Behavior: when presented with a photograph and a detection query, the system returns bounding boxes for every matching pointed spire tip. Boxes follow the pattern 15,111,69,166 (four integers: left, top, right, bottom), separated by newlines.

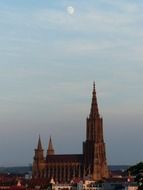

93,81,95,91
37,134,42,150
47,136,55,155
90,81,100,118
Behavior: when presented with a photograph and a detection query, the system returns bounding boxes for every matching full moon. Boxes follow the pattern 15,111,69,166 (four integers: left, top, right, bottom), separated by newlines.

67,6,75,15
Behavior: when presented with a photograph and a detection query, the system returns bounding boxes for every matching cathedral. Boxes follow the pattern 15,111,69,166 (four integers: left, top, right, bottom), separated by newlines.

32,83,109,183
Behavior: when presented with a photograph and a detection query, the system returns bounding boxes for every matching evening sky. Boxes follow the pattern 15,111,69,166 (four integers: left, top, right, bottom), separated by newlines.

0,0,143,166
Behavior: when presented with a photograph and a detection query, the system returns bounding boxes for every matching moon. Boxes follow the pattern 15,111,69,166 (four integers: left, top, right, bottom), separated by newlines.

67,6,75,15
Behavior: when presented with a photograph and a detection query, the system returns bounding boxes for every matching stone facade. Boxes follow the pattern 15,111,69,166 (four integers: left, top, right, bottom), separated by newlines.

32,83,109,183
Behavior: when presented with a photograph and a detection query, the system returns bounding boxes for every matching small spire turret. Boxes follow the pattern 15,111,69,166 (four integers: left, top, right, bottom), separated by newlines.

47,136,55,155
34,135,44,161
37,135,42,150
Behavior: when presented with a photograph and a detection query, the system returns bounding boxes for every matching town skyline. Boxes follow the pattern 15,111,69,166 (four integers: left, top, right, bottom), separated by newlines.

0,0,143,166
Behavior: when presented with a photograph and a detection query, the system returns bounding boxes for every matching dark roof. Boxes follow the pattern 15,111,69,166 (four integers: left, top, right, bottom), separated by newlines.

46,154,83,163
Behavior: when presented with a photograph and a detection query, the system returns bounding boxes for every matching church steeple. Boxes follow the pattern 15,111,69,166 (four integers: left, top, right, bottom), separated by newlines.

32,135,44,178
89,82,100,118
47,136,55,155
83,82,109,181
37,135,42,150
34,135,44,161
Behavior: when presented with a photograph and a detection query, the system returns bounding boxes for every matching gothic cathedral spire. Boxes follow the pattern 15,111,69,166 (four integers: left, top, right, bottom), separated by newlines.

37,135,43,150
34,135,44,161
47,136,55,155
32,135,45,178
83,82,109,181
89,82,100,119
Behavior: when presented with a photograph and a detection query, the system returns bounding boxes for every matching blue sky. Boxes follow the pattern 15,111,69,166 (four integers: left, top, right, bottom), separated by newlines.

0,0,143,166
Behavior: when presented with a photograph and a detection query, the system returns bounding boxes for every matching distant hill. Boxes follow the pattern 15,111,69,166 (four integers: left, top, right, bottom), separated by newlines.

109,165,130,171
0,166,32,174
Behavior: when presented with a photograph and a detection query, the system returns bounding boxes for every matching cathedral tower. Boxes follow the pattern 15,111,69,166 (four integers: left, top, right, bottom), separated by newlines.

83,82,109,181
32,135,45,178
